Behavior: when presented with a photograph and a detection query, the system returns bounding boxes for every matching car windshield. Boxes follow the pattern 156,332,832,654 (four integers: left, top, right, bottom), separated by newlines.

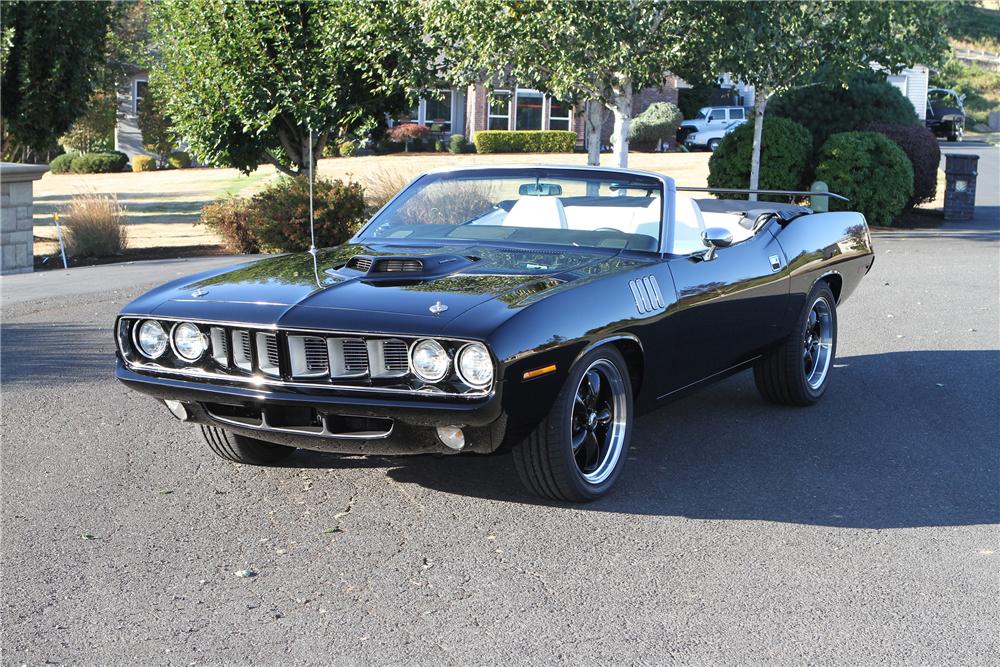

695,108,709,120
358,168,663,252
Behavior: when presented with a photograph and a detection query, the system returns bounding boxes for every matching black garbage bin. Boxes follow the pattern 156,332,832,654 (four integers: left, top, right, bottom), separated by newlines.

943,153,979,221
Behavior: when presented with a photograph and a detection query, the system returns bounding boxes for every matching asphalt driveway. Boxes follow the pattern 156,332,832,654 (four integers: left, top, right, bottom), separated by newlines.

2,145,998,665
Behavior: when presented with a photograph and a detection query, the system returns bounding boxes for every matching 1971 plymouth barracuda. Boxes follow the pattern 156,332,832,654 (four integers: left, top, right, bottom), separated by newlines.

116,165,874,502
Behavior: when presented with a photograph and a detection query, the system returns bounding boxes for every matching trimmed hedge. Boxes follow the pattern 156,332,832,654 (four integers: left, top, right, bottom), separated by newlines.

50,153,79,174
168,151,192,169
474,130,576,154
132,155,157,172
865,122,940,207
448,133,467,154
814,131,913,227
70,151,128,174
629,102,683,151
247,176,367,252
201,197,258,254
769,75,919,150
707,116,812,200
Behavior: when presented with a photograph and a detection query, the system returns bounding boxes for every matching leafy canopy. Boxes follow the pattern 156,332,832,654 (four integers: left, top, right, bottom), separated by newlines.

149,0,435,175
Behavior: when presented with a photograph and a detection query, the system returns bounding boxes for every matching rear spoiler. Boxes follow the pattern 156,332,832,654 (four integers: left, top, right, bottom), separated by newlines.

676,186,849,202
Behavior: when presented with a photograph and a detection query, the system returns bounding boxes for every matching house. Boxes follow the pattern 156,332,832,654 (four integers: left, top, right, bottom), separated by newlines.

886,65,930,120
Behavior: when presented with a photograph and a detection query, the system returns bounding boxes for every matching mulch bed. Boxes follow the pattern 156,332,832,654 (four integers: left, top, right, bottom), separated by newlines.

871,207,945,231
33,244,231,272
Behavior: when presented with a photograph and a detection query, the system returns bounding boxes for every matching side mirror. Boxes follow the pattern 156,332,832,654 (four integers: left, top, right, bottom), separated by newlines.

701,227,733,261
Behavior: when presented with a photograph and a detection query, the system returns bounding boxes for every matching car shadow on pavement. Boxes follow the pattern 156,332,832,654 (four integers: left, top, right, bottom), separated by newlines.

1,323,112,385
290,349,999,529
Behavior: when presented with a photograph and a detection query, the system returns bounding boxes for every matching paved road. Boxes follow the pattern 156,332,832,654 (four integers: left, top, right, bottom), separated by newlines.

3,146,998,665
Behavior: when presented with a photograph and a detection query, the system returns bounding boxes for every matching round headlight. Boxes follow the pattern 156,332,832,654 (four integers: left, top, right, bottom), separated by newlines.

136,320,168,359
172,322,208,361
410,339,450,382
457,343,493,388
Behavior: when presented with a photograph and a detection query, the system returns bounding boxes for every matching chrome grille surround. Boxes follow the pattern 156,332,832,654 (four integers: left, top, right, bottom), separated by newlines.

116,316,493,399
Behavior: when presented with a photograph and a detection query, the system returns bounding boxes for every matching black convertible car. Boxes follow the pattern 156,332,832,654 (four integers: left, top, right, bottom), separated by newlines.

116,165,874,501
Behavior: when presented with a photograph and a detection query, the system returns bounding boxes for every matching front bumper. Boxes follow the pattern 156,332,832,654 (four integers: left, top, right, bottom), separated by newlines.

117,360,507,455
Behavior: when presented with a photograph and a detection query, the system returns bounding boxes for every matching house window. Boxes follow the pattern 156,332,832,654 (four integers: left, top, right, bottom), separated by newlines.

515,89,544,130
488,91,511,130
424,91,452,133
134,79,148,114
548,98,572,131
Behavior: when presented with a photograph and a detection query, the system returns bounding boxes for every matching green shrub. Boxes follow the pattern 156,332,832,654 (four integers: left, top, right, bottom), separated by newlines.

865,122,940,207
448,134,467,154
63,192,128,258
201,197,258,254
769,74,919,150
814,131,913,227
629,102,683,150
70,151,128,174
248,176,367,252
59,92,116,154
337,139,358,157
434,139,446,152
50,153,79,174
474,130,577,153
132,155,157,172
167,151,192,169
707,116,812,200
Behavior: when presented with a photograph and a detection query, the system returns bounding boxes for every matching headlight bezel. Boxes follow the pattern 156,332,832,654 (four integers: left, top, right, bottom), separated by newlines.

409,338,451,383
134,319,169,360
170,321,208,362
455,342,494,389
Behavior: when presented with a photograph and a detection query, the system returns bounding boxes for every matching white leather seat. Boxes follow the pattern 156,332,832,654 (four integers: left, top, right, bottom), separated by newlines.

502,196,568,229
671,194,706,254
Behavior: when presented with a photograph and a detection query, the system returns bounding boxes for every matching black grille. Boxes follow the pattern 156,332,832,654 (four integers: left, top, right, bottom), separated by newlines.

303,337,328,372
382,339,409,372
346,256,373,272
342,338,368,372
264,334,279,367
376,259,423,273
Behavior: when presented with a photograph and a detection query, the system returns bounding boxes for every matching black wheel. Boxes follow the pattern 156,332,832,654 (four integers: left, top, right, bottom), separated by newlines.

199,424,296,465
708,138,721,152
754,282,837,406
512,346,633,502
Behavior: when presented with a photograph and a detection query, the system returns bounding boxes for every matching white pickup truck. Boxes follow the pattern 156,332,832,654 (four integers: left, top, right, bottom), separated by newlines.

677,106,749,143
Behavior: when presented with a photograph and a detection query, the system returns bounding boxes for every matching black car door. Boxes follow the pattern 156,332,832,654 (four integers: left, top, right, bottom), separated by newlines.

659,224,789,395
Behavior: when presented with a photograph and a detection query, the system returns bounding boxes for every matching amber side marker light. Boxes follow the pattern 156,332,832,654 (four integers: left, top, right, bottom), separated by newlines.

523,364,557,380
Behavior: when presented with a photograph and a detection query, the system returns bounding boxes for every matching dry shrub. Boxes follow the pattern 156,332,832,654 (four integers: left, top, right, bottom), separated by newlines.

395,179,497,226
62,192,128,258
201,196,258,254
365,169,412,211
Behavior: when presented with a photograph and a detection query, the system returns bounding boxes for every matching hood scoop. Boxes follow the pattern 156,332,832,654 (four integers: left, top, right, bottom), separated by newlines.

330,253,478,282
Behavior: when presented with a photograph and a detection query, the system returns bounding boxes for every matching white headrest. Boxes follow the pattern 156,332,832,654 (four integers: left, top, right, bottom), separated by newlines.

503,196,568,229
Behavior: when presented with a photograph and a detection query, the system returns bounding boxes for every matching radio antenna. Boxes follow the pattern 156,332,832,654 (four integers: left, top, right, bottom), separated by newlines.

308,126,316,256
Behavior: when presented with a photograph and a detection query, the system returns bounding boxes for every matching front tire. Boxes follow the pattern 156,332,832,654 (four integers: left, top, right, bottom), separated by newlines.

708,138,721,152
754,282,838,406
199,424,296,465
512,346,633,502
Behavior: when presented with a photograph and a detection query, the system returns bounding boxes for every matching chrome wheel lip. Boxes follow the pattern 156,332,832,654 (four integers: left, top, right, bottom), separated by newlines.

803,296,834,390
571,358,628,485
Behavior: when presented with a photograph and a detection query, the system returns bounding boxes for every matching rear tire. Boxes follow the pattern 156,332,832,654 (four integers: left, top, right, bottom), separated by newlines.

199,424,296,465
512,346,633,502
754,282,837,406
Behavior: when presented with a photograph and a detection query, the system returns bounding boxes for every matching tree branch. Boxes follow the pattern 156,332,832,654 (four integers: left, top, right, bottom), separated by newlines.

263,149,300,177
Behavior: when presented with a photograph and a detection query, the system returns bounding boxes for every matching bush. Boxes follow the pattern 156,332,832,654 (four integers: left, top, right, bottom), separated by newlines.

248,176,367,252
337,139,358,157
474,130,577,153
629,102,683,150
434,139,446,152
201,197,258,254
364,169,411,211
59,92,116,154
769,74,919,149
167,151,192,169
70,151,129,174
865,122,940,207
62,192,128,258
707,117,812,200
814,131,913,227
132,155,157,172
387,123,431,151
50,153,79,174
448,134,467,154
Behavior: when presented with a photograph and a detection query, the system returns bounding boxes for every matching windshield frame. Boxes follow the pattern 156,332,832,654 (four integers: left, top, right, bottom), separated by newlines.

352,164,674,254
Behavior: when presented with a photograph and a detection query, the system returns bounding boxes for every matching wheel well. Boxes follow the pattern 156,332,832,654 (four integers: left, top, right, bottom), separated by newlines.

611,339,644,399
821,274,843,303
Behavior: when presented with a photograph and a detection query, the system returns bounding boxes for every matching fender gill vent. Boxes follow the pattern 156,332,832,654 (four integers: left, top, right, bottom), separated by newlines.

629,275,664,314
346,256,373,272
376,259,423,272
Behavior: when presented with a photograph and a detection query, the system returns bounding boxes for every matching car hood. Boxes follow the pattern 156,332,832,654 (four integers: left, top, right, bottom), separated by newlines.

129,242,651,332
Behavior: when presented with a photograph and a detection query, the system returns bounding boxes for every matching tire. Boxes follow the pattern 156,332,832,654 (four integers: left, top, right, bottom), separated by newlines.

512,346,633,502
754,282,838,406
199,424,296,465
708,138,721,152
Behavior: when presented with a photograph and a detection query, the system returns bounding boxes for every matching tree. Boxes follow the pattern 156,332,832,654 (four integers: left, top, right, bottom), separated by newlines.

0,2,112,161
137,89,173,166
149,0,435,178
427,0,711,167
701,1,951,200
59,91,117,154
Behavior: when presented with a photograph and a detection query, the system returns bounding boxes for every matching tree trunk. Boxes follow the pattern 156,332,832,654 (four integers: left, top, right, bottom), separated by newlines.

609,77,633,169
584,101,604,166
748,91,769,202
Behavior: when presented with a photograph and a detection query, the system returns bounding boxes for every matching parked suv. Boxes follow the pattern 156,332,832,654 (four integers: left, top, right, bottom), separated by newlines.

678,106,748,143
